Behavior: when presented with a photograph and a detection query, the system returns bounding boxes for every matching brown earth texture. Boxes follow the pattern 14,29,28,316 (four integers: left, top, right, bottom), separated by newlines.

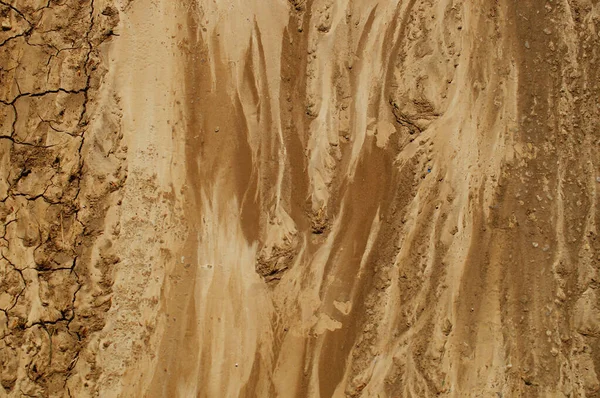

1,0,600,397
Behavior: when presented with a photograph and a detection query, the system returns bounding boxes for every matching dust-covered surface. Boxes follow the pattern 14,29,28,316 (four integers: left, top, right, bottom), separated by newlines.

2,0,600,397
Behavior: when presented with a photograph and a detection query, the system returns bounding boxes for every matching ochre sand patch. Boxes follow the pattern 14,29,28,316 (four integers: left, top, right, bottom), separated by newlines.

1,0,600,397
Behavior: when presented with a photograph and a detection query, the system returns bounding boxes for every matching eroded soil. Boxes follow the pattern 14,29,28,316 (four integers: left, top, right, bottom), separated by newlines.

1,0,600,397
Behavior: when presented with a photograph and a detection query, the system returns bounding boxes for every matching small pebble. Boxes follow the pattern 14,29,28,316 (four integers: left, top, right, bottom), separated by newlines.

214,126,220,133
596,176,600,183
525,41,530,49
532,242,539,248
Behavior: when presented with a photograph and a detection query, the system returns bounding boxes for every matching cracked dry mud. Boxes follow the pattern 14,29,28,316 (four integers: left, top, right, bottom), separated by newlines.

1,0,600,397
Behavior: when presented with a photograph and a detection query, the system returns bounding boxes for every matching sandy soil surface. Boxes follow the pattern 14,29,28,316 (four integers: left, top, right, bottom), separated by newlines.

1,0,600,397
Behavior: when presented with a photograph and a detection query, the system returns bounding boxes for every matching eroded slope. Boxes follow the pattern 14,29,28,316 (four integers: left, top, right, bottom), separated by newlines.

2,0,600,397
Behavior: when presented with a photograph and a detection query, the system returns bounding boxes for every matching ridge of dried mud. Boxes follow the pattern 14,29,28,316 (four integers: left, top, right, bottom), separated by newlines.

1,0,600,397
0,0,123,396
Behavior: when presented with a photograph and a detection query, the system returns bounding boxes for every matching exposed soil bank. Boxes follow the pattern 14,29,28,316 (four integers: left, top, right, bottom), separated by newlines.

1,0,599,397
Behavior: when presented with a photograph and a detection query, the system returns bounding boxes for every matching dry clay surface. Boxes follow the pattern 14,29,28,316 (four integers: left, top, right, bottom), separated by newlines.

1,0,600,397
